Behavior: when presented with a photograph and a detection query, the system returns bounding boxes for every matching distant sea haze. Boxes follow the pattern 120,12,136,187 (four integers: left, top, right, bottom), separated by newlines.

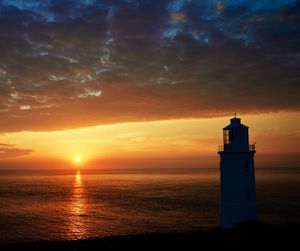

0,168,299,244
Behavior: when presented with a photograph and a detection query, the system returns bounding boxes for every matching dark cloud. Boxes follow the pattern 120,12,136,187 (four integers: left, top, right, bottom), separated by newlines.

0,0,300,132
0,143,33,159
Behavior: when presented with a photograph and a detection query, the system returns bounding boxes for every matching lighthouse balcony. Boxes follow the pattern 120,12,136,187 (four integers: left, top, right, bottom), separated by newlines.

218,144,256,153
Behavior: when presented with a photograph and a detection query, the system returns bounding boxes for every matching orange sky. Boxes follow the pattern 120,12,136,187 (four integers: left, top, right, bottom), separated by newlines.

0,112,299,169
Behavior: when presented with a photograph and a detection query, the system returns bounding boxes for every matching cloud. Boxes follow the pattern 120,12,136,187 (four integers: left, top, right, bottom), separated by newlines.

0,0,299,132
0,143,14,147
0,144,33,159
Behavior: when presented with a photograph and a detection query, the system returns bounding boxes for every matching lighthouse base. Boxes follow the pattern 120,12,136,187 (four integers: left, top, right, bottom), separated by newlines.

221,204,256,228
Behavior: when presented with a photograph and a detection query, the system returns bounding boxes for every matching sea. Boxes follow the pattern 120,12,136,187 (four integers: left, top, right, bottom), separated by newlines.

0,168,299,244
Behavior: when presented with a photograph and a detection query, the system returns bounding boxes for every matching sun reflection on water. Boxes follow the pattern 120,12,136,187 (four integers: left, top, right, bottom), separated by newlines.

68,170,87,239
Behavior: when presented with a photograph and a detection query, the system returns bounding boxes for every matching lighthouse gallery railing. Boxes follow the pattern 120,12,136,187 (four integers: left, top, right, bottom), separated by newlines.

218,144,255,152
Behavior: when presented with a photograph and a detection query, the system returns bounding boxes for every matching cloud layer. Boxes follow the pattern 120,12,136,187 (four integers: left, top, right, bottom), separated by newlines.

0,0,300,132
0,143,33,159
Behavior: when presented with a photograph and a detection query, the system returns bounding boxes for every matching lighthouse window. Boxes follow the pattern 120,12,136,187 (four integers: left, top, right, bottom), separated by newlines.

245,161,250,175
223,129,234,144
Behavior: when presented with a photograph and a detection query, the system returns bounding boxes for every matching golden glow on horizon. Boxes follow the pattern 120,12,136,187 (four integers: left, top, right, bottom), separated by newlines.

0,112,299,167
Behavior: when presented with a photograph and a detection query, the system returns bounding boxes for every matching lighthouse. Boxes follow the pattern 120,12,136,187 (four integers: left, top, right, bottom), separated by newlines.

218,116,256,228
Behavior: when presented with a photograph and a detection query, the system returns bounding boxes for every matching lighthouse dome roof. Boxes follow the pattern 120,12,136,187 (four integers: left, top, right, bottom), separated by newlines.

223,117,248,129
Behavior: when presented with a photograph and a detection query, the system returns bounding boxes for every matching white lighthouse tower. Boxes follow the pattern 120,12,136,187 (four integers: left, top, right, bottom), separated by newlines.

218,116,256,228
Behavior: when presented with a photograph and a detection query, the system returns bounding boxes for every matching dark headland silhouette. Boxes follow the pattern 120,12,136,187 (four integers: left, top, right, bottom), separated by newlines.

1,221,298,251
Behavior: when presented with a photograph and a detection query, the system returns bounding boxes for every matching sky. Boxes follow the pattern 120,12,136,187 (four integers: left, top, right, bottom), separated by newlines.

0,0,299,168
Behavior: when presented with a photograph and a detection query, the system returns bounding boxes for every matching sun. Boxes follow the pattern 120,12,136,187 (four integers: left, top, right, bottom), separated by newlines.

74,155,82,165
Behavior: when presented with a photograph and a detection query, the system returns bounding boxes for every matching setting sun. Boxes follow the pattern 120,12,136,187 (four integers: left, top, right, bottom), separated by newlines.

75,156,82,165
